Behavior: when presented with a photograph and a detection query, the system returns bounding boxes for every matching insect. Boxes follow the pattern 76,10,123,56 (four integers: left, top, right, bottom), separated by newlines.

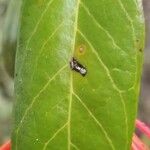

70,57,87,76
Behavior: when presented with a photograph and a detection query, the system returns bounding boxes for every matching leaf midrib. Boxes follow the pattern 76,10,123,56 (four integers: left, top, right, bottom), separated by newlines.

67,0,80,149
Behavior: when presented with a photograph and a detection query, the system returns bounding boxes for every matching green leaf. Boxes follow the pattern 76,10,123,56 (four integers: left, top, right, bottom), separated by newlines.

12,0,145,149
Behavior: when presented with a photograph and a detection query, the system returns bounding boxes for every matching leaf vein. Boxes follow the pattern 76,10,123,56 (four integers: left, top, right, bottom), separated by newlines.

117,0,138,92
73,92,116,150
18,0,56,80
78,29,128,147
28,22,64,84
26,0,55,48
15,64,68,149
43,123,68,150
80,1,128,56
71,142,80,150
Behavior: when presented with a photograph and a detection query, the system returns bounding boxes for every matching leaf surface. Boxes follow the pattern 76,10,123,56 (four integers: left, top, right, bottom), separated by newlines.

12,0,145,150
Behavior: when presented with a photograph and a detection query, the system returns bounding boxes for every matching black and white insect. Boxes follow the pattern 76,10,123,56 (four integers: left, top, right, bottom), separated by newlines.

70,57,87,76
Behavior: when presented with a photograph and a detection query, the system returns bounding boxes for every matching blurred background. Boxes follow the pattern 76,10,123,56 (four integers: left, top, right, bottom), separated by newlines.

0,0,149,146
